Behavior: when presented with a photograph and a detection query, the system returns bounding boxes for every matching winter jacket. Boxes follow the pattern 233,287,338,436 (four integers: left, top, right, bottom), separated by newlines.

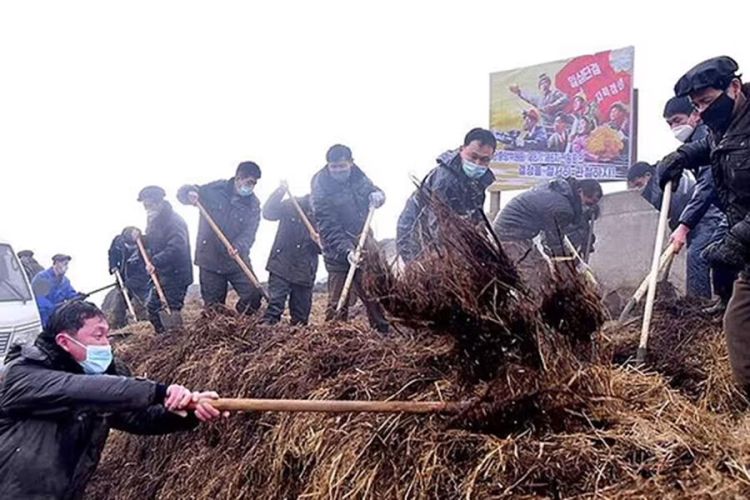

177,179,260,274
143,201,193,287
397,150,495,263
0,337,198,500
263,187,320,287
311,165,383,273
31,268,79,327
640,171,696,231
493,177,583,255
18,255,43,283
108,235,150,294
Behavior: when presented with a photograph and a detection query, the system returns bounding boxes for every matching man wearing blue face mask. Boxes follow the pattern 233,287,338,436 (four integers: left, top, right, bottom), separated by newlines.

396,128,497,264
0,301,226,499
177,161,263,316
657,56,750,395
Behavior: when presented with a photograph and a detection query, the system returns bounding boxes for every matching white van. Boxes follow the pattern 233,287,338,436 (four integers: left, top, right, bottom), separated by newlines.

0,239,43,365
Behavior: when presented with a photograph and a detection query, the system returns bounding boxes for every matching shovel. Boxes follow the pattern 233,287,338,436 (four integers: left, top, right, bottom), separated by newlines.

114,269,137,324
194,200,269,301
635,181,673,365
563,235,598,286
192,397,465,414
618,243,677,323
135,234,173,320
283,183,321,249
336,204,376,315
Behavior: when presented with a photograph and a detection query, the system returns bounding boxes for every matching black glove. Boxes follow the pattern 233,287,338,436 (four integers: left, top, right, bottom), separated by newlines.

657,151,686,191
702,219,750,269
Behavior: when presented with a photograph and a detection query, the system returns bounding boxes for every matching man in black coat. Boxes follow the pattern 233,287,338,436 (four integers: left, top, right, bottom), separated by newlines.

397,128,497,263
0,301,224,499
177,161,263,315
107,226,151,327
311,144,389,333
658,56,750,393
261,181,320,325
137,186,193,333
16,250,43,282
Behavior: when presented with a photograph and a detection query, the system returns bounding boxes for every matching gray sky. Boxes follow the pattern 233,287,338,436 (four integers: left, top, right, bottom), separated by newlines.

1,1,747,298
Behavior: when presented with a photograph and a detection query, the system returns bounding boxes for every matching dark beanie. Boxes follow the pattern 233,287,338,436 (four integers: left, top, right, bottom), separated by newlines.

326,144,353,163
627,161,654,181
663,96,694,119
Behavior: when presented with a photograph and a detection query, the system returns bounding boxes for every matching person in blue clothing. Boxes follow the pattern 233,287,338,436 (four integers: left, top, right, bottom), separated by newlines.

31,254,80,327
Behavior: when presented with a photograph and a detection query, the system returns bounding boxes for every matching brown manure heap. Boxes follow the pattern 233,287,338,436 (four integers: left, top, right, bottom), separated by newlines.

88,199,750,499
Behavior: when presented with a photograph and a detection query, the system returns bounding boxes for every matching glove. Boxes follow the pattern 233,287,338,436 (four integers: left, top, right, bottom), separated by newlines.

657,151,686,191
347,250,360,266
701,234,748,269
369,191,386,209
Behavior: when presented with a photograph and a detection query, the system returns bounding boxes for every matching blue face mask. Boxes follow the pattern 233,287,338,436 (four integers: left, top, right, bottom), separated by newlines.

329,169,351,183
68,337,113,374
462,160,488,179
237,184,254,197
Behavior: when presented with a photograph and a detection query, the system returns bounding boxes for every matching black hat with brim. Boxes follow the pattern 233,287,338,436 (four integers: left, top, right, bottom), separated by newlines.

674,56,739,97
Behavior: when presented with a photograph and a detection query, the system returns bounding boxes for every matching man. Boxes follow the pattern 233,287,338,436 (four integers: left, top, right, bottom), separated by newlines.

31,254,79,328
608,102,630,136
261,181,320,325
137,186,193,333
108,226,151,327
658,56,750,393
627,160,722,299
0,301,225,499
177,162,263,315
16,250,43,282
510,73,570,130
493,177,602,256
397,128,497,263
547,114,573,152
311,144,389,333
662,96,737,309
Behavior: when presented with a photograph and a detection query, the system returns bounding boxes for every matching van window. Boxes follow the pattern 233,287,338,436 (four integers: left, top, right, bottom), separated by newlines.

0,245,33,302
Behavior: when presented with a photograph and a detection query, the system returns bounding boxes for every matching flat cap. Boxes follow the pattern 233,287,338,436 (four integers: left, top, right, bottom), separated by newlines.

137,185,166,202
51,254,72,263
674,56,739,97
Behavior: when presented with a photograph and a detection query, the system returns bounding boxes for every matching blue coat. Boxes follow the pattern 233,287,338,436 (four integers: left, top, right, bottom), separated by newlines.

31,268,79,327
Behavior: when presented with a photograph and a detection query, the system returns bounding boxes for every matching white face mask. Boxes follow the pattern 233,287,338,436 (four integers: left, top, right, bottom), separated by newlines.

671,124,694,143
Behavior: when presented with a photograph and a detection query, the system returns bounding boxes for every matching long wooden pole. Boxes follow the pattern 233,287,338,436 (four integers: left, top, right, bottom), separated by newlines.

562,235,598,286
196,398,462,414
636,181,673,364
284,185,321,248
135,235,172,315
195,200,268,300
618,243,676,323
336,205,376,314
114,270,137,322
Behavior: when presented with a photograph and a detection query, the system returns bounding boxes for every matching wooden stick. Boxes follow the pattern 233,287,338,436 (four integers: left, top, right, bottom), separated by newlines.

284,185,321,248
636,181,673,365
135,235,172,315
114,269,137,322
618,243,676,323
196,397,463,414
563,235,598,286
195,200,269,300
336,205,376,314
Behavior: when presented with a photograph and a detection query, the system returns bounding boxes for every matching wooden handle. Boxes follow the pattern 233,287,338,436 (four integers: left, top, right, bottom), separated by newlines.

284,186,321,249
336,205,376,313
195,398,461,414
636,181,673,364
135,235,172,315
618,243,677,323
114,270,137,321
195,201,268,300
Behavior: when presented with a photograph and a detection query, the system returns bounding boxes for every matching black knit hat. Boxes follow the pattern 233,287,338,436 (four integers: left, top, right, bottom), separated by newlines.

326,144,353,163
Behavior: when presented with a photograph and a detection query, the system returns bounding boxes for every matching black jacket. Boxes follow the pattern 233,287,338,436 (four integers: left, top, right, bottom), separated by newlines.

677,84,750,229
178,179,260,274
311,165,383,272
108,235,150,293
19,255,43,282
143,201,193,287
493,177,583,255
263,187,320,287
0,338,198,500
396,150,495,262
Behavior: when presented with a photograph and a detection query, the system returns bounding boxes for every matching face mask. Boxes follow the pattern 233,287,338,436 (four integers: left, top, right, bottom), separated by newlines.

329,169,351,183
671,124,694,143
237,184,254,197
700,92,735,137
68,336,113,374
462,160,488,179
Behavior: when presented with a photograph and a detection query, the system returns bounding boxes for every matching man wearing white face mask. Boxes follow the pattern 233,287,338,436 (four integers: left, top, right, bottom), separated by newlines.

661,96,737,310
397,128,497,263
0,301,227,499
177,161,264,316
